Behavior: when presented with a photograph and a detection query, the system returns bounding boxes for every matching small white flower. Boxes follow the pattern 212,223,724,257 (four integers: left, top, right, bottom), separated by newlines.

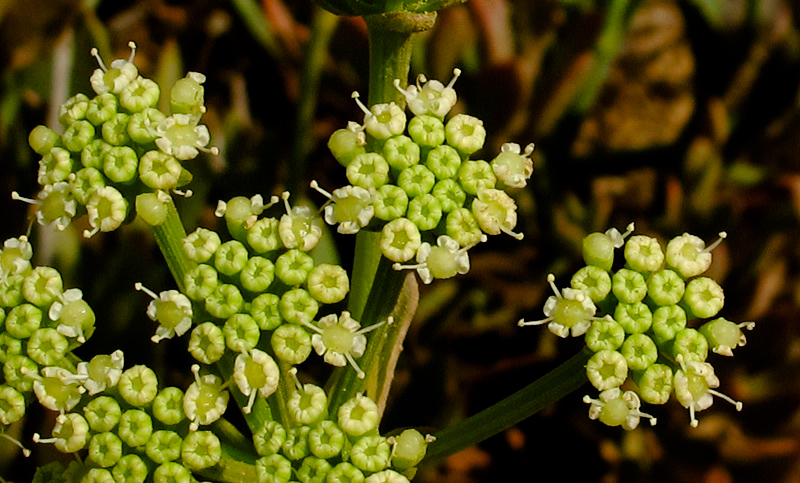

0,236,33,278
156,114,214,160
32,367,85,414
491,142,535,189
279,191,323,251
303,312,388,379
393,235,480,284
471,188,524,240
583,388,656,431
75,350,124,395
184,365,230,431
233,349,280,414
89,42,139,95
673,355,742,427
394,69,461,118
50,288,91,343
311,181,374,234
135,283,193,343
518,274,596,337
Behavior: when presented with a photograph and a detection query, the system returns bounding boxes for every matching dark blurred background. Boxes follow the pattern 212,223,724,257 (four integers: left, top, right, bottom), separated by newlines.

2,0,800,481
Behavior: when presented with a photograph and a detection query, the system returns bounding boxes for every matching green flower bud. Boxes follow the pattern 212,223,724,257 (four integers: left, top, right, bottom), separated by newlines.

351,435,391,473
287,378,328,426
490,143,534,189
445,114,485,156
240,256,275,293
205,283,244,319
145,430,182,464
217,195,266,242
188,322,226,364
431,178,466,214
584,316,625,352
471,188,523,240
586,349,628,391
4,354,38,392
373,184,409,221
328,122,367,167
297,456,332,483
327,463,365,483
407,114,445,148
389,429,430,472
307,263,349,304
135,192,169,226
112,454,148,483
58,93,90,126
0,385,26,425
152,462,191,483
181,430,221,470
276,249,315,286
570,265,612,303
28,125,60,155
214,240,250,276
279,288,319,325
635,363,673,405
425,144,462,180
117,409,153,447
279,192,323,251
6,303,42,338
170,72,206,116
445,207,483,247
308,420,346,459
247,217,282,253
254,421,287,457
83,395,121,432
183,264,218,302
27,328,69,366
38,147,73,185
250,293,282,330
624,235,664,272
611,268,647,304
152,386,186,426
382,134,420,172
88,432,123,468
118,365,158,407
224,313,260,353
647,269,685,306
138,151,182,190
86,93,118,126
620,333,658,371
0,332,21,364
102,146,138,183
352,93,406,140
380,218,422,263
127,107,166,144
337,393,379,437
282,426,311,461
699,317,755,357
63,120,96,153
101,113,131,145
406,194,442,231
256,454,292,483
80,139,111,169
70,167,105,205
583,224,634,271
84,186,128,238
33,412,89,453
183,228,222,264
271,324,312,365
363,470,410,483
184,365,229,431
683,277,724,319
614,302,652,334
650,305,687,344
671,327,709,363
457,160,496,196
347,152,390,189
666,232,726,278
23,266,63,307
120,76,160,113
584,388,655,431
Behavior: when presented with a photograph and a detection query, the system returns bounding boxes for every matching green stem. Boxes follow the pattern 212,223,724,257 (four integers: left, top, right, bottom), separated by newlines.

150,196,194,294
423,349,592,463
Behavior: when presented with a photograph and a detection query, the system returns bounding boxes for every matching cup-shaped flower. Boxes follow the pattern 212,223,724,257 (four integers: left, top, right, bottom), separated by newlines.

699,317,755,356
307,263,349,304
583,388,656,430
471,188,523,240
337,393,379,437
408,114,446,148
33,412,89,453
75,350,124,395
611,268,647,304
135,283,193,343
32,366,85,414
5,303,43,339
38,147,73,186
233,349,280,414
112,454,149,483
256,454,293,483
491,142,534,189
308,420,346,459
614,302,652,334
275,249,315,286
205,283,244,319
27,329,69,366
351,434,392,473
327,462,366,483
519,274,596,338
373,184,409,221
127,107,166,144
570,265,612,303
673,355,742,427
89,42,138,95
287,370,328,426
297,456,333,483
153,462,191,483
635,363,673,405
383,135,421,172
279,191,323,251
214,240,249,277
84,186,128,238
83,395,121,432
312,181,374,234
279,288,319,326
247,217,282,253
152,386,186,426
188,322,226,365
155,114,214,161
304,311,387,378
352,92,406,140
183,227,222,264
184,264,219,302
584,316,625,352
138,151,183,191
650,304,687,344
619,333,658,371
0,236,32,278
394,69,461,118
458,160,496,196
254,420,287,457
70,167,105,205
624,235,664,272
647,269,685,306
118,365,158,407
282,426,311,461
184,365,230,431
683,277,725,319
583,223,635,271
181,430,221,470
671,328,709,363
23,266,63,308
120,76,160,113
393,235,480,284
88,431,123,468
0,385,26,425
271,324,312,365
666,232,726,278
364,469,411,483
347,152,391,190
446,114,485,156
585,349,628,391
380,218,422,263
145,430,183,464
224,314,260,354
432,178,466,214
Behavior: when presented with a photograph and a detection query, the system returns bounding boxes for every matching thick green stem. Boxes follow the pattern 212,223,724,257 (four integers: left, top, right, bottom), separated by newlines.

424,349,592,463
149,196,194,294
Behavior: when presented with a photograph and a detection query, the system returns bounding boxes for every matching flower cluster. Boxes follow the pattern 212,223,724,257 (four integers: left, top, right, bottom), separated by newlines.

519,225,754,429
16,42,215,237
318,70,533,283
